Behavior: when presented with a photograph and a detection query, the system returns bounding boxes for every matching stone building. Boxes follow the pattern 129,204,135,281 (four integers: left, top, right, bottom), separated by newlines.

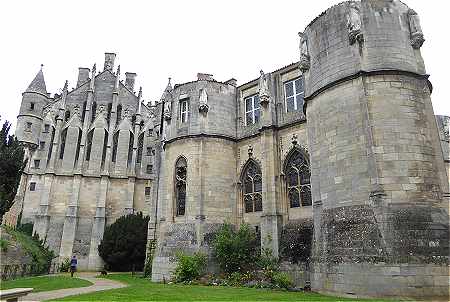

9,0,449,299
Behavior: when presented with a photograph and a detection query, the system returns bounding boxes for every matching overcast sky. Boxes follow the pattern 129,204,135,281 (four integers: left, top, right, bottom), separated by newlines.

1,0,448,131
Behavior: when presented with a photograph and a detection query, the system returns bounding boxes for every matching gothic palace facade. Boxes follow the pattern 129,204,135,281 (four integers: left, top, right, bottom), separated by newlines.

7,0,450,299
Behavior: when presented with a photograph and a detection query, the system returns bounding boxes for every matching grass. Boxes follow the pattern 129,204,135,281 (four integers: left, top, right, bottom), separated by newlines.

0,275,92,293
54,274,391,301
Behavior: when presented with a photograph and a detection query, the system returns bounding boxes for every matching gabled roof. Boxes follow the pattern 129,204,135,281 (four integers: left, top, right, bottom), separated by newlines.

26,66,47,94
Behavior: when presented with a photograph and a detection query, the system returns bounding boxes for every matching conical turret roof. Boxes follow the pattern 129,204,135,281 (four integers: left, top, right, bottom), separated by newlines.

26,65,47,94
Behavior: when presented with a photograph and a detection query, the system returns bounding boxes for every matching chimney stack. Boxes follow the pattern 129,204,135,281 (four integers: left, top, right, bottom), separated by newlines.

197,73,214,81
125,72,137,91
104,52,116,71
77,67,90,87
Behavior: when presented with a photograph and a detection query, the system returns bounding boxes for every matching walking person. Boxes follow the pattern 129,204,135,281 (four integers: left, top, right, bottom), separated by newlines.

70,255,77,277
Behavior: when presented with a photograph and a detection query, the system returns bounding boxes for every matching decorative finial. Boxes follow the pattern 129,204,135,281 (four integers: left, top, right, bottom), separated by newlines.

138,86,142,98
92,63,96,74
63,80,68,92
248,145,253,158
168,77,171,84
116,65,121,76
40,64,44,70
292,133,298,146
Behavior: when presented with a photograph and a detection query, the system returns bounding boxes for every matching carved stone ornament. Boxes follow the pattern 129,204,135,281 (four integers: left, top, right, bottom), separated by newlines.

72,104,81,117
408,9,425,49
163,101,172,121
258,70,270,107
438,116,450,141
96,104,107,118
198,88,209,114
248,145,253,158
298,32,310,72
347,2,364,45
122,105,133,120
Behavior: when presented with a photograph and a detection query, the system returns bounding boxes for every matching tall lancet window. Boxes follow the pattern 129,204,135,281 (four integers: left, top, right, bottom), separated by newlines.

91,101,97,123
175,157,187,216
59,128,68,159
285,149,311,208
112,131,119,162
85,130,94,161
136,133,144,163
116,104,122,126
242,160,262,213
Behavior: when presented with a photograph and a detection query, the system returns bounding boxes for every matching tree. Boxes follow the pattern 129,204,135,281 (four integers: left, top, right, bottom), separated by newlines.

98,212,150,271
0,119,25,224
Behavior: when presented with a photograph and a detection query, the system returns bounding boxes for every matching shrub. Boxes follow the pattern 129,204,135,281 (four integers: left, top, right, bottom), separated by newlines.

212,223,259,274
59,257,71,272
271,271,293,289
257,248,278,281
16,222,33,236
98,212,150,271
0,238,9,252
279,220,313,264
173,252,207,283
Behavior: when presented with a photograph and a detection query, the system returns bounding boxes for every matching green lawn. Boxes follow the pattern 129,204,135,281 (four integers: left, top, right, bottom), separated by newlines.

54,274,390,301
0,275,92,293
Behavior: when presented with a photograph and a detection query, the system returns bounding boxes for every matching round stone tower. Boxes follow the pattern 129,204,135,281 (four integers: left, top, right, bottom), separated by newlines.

302,0,448,299
16,66,50,147
151,75,237,281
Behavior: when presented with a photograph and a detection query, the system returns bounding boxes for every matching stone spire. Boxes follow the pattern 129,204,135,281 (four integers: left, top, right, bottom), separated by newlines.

160,77,172,101
26,64,47,94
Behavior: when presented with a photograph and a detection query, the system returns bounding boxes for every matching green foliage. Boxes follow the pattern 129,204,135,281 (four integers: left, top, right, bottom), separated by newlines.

0,119,26,224
98,212,150,271
212,223,259,274
0,275,92,293
59,257,71,273
173,252,207,283
279,220,313,263
0,238,9,252
16,222,34,236
271,271,293,289
3,226,55,274
257,248,278,281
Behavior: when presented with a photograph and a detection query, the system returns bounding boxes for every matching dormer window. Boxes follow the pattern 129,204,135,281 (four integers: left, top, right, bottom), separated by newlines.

30,102,35,111
179,99,189,123
245,94,260,126
284,77,304,112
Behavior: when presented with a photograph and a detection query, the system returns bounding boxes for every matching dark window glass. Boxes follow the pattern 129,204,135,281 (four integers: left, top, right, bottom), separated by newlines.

146,164,153,174
146,147,152,156
44,124,50,133
145,187,151,196
59,128,67,159
175,157,187,216
285,149,311,208
30,102,35,110
29,182,36,191
64,110,70,122
137,134,144,163
39,141,45,150
241,160,262,213
85,130,94,161
34,160,40,168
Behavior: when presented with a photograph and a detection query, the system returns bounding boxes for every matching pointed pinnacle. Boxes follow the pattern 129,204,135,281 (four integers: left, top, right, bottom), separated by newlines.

116,65,121,76
92,63,97,74
138,86,142,98
63,80,68,92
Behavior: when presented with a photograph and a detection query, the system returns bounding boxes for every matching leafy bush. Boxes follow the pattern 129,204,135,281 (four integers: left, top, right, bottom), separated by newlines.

173,252,207,283
257,248,278,281
271,271,293,289
212,223,259,274
98,212,150,271
279,220,313,263
59,257,71,273
16,222,33,236
0,238,9,252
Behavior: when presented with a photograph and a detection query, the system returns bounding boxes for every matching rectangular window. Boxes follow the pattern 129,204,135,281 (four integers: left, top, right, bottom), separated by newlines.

147,129,153,137
244,95,260,126
179,99,189,123
34,160,40,168
146,147,152,156
29,182,36,191
145,187,151,196
26,122,32,131
30,102,35,111
39,141,45,150
284,77,304,112
146,164,153,174
43,124,50,133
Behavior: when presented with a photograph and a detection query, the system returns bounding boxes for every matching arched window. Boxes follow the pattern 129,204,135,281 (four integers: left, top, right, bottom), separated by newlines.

284,149,311,207
64,110,70,122
59,128,68,159
242,160,262,213
116,104,122,126
175,157,187,216
112,131,119,162
91,101,97,123
127,131,134,167
85,130,94,161
136,133,144,163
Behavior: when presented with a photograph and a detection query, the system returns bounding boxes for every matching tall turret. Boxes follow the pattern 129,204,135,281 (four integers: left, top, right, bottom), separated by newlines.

302,0,448,298
16,65,50,146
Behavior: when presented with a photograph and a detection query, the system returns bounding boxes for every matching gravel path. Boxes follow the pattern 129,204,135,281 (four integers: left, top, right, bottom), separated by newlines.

21,272,126,301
